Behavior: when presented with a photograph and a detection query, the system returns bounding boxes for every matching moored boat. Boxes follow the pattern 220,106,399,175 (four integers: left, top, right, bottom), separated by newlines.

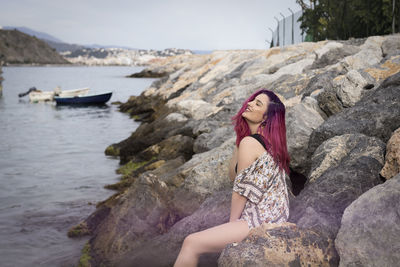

54,91,112,105
28,87,90,102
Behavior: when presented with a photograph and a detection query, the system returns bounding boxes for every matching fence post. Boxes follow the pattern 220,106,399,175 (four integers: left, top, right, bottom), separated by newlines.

280,12,285,47
268,27,275,47
288,8,294,44
274,16,280,46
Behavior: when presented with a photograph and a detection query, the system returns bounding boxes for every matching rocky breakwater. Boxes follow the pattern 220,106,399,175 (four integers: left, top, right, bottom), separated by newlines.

70,34,400,266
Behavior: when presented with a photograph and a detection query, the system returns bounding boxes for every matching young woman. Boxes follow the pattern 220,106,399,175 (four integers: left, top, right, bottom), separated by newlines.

174,89,290,267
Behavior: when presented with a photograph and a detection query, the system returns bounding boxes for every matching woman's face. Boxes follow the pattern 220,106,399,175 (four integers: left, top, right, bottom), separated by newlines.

242,93,269,124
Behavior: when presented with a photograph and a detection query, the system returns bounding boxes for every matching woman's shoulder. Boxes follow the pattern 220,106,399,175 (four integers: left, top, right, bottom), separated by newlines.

239,136,267,158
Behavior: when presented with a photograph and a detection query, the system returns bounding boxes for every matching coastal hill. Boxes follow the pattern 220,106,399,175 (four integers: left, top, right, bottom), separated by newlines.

70,34,400,266
0,29,69,64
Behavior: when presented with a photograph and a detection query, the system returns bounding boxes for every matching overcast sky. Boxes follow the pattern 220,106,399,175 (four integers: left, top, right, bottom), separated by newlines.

0,0,301,50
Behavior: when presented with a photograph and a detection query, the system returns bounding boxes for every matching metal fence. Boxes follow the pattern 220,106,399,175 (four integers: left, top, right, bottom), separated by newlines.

269,10,304,47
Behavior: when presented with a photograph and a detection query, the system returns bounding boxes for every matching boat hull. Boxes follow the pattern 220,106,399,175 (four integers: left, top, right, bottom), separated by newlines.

54,92,112,105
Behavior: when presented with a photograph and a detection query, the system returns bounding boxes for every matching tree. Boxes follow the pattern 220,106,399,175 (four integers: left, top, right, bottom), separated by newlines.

296,0,400,41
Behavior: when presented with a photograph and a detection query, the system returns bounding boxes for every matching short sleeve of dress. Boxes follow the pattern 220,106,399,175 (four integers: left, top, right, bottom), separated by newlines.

233,155,267,204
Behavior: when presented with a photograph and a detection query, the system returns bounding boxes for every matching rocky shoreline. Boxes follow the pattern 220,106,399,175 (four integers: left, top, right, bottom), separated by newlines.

71,34,400,266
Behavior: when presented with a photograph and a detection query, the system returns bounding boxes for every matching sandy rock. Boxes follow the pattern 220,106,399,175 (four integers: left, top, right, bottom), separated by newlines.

335,174,400,267
380,127,400,179
333,69,373,107
364,55,400,82
343,36,384,70
290,133,385,238
218,222,339,267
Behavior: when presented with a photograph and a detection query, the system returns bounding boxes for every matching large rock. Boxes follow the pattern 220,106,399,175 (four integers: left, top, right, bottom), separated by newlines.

335,174,400,267
380,127,400,179
218,222,339,267
332,69,375,107
342,36,384,70
170,138,235,216
309,134,385,184
308,71,400,156
117,189,231,267
286,97,326,175
310,42,360,69
289,133,385,238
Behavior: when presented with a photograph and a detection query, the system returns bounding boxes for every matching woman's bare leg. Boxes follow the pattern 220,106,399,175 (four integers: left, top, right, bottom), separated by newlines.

174,220,250,267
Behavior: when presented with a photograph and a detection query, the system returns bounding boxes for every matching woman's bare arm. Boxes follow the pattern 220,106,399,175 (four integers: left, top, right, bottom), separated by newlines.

229,136,266,221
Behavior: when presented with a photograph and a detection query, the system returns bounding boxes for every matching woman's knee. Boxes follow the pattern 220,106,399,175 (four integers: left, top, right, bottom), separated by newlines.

181,233,201,254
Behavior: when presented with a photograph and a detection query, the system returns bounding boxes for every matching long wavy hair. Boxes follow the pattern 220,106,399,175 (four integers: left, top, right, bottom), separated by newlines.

232,89,290,174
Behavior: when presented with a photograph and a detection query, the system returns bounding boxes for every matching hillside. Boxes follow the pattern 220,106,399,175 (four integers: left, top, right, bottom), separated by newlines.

0,29,69,64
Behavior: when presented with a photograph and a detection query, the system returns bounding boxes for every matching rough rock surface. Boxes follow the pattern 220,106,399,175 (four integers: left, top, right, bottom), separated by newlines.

72,35,400,266
286,97,326,175
308,71,400,157
219,222,339,267
380,127,400,179
335,174,400,267
289,133,385,238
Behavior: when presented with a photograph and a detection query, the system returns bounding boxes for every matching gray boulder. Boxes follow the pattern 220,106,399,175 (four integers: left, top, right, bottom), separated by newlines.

335,174,400,267
286,97,326,175
308,71,400,156
289,133,385,238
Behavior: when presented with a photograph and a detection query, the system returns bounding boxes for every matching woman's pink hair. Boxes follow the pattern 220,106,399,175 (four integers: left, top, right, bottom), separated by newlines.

232,89,290,174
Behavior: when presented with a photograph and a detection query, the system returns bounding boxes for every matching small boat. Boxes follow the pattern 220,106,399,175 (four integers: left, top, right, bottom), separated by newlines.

54,91,112,105
27,87,90,102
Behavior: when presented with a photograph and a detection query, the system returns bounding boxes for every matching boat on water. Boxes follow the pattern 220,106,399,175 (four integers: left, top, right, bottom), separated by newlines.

27,87,90,102
54,91,112,105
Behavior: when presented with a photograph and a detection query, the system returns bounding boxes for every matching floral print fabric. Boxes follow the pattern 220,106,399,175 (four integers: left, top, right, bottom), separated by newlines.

233,151,290,229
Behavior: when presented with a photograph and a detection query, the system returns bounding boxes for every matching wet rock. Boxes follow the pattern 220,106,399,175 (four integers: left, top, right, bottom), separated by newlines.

139,134,194,161
286,97,326,175
127,69,168,78
218,222,339,267
335,174,400,267
380,127,400,179
308,71,400,156
290,133,385,238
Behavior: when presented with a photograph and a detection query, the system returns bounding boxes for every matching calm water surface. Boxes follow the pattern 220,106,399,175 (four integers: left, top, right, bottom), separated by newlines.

0,66,155,266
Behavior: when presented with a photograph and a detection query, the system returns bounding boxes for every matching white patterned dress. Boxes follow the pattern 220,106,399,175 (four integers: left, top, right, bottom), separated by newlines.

233,151,290,229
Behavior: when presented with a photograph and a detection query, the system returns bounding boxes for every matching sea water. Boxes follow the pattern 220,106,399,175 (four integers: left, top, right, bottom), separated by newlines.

0,66,155,266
